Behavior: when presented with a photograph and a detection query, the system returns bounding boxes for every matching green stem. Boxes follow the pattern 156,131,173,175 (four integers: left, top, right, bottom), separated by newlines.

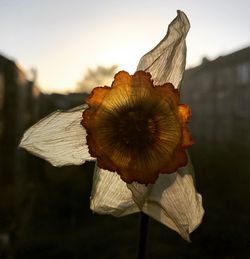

137,212,149,259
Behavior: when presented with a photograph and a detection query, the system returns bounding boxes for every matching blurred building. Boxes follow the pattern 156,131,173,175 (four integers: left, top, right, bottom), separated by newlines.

0,54,90,257
39,92,88,117
182,46,250,152
181,47,250,258
0,54,40,183
0,55,41,257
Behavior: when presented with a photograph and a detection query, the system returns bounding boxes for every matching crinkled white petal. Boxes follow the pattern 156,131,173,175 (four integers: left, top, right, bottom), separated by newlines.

91,10,204,240
127,157,204,241
19,105,94,166
127,10,204,240
90,166,139,217
137,10,190,89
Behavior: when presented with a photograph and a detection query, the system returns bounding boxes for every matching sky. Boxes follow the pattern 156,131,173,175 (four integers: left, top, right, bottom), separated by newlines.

1,0,250,93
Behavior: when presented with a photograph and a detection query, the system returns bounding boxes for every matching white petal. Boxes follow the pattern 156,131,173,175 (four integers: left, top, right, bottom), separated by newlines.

19,105,94,166
137,10,190,89
90,11,204,232
130,11,204,240
128,158,204,241
90,165,139,216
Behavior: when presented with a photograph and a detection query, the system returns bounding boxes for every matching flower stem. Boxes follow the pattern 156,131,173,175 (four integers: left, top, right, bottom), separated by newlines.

137,212,149,259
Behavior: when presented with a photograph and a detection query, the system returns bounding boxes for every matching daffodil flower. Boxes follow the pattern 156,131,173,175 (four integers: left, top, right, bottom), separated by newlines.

20,11,204,241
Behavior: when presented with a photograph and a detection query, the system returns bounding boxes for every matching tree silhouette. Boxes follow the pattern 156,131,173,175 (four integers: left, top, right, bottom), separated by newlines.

76,65,118,93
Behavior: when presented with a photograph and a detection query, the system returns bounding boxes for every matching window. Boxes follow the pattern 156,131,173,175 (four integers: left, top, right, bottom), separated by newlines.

236,62,250,84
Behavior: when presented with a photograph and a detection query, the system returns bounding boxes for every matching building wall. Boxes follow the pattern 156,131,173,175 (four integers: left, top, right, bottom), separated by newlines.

0,54,89,244
182,47,250,152
0,55,40,236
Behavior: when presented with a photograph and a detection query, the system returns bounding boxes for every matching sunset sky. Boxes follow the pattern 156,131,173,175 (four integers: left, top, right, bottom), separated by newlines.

1,0,250,93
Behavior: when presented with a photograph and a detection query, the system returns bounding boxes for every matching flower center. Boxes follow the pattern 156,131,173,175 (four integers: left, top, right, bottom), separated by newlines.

117,109,157,149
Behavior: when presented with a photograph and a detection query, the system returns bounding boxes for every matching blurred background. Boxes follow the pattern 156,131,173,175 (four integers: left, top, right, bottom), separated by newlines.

0,0,250,258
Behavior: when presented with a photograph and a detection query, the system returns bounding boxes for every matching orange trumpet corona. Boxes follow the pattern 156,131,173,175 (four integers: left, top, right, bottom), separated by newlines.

82,71,193,184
